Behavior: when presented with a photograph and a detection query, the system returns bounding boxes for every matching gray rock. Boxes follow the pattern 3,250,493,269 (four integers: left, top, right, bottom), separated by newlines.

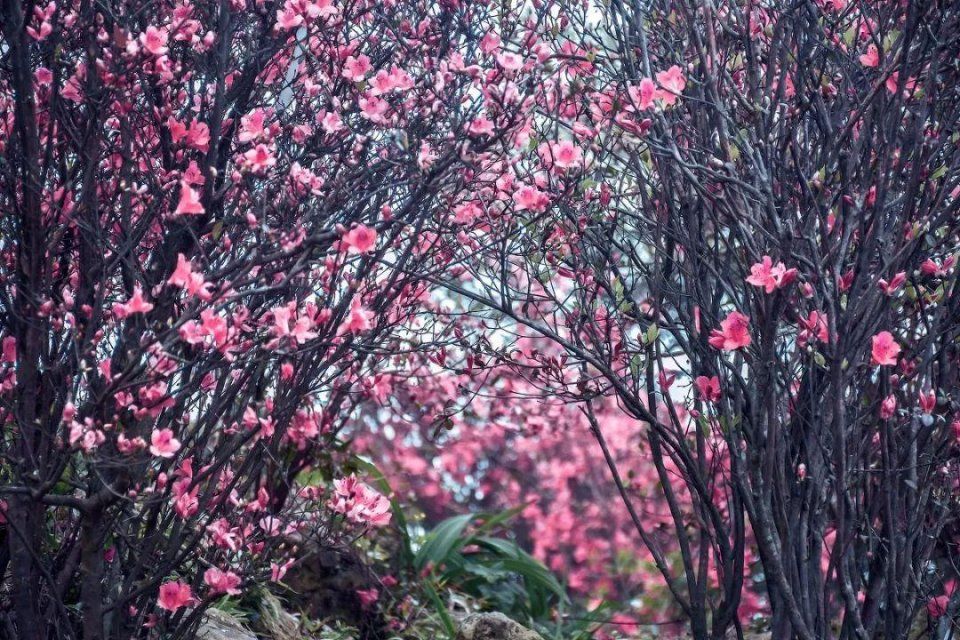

197,608,257,640
456,612,542,640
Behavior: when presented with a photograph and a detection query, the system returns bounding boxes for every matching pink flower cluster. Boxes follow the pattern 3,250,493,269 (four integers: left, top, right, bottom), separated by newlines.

327,476,392,527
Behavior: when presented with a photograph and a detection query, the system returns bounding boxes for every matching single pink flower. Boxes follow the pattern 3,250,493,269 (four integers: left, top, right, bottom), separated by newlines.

877,272,906,296
514,184,549,213
140,26,169,56
241,144,276,173
157,580,194,613
341,225,377,254
343,54,372,81
358,95,390,124
655,65,686,105
204,568,242,596
341,298,374,334
708,311,752,351
859,44,880,68
356,587,379,609
870,331,900,366
918,390,936,415
186,121,210,153
238,109,268,143
745,256,797,293
149,429,181,458
174,181,204,216
495,52,524,72
543,140,583,170
2,336,15,362
628,78,657,110
468,117,495,136
113,286,154,318
695,376,721,403
798,311,829,346
880,394,897,419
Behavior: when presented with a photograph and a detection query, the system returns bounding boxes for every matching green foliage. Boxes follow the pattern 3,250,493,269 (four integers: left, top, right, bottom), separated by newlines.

414,509,568,627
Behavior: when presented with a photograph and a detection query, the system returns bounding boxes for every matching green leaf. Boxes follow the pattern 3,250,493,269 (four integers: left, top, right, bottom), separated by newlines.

415,513,475,571
474,536,568,606
612,278,624,305
473,504,524,534
423,581,457,640
474,536,523,558
645,323,659,344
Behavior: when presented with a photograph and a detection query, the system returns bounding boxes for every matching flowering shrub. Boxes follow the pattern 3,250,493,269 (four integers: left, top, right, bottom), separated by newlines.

365,0,960,637
0,0,575,636
396,0,960,640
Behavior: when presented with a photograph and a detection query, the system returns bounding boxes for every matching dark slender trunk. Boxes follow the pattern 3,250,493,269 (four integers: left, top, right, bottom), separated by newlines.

7,497,44,640
80,510,106,640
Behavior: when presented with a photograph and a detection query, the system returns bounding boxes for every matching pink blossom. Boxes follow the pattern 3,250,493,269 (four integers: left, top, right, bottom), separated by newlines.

157,580,194,612
452,201,483,225
271,560,294,582
341,225,377,254
542,140,583,170
745,256,797,293
319,110,344,134
514,184,550,213
927,595,949,618
356,587,379,608
885,72,916,95
797,312,828,348
708,311,752,351
173,490,199,519
328,476,391,527
341,298,374,334
480,32,501,55
859,44,880,68
186,121,210,152
239,109,268,143
174,182,204,216
877,272,906,296
870,331,900,366
3,336,17,363
203,568,242,596
276,3,303,30
695,376,721,403
140,26,169,56
206,519,241,552
168,254,212,300
920,257,954,277
880,394,897,419
918,390,936,415
418,141,437,170
113,286,154,318
241,144,276,173
117,434,146,454
628,78,656,110
655,65,686,105
495,52,524,72
468,117,495,136
149,429,181,458
359,95,390,124
343,55,372,81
